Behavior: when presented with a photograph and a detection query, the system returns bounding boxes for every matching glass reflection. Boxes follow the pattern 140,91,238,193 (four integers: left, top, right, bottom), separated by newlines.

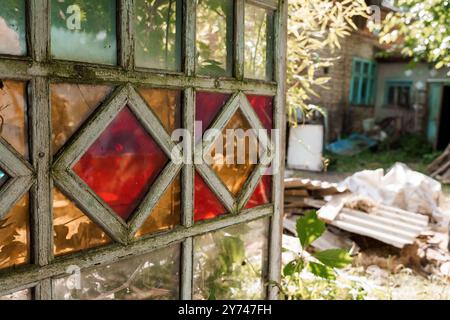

51,0,117,65
0,194,29,270
135,0,181,71
196,0,233,77
53,188,111,256
0,80,29,159
193,218,269,300
0,0,27,56
0,169,8,188
51,83,113,154
53,244,181,300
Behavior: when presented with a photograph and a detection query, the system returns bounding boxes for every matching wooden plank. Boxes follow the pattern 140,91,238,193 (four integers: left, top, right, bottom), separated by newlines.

119,0,134,70
184,0,196,76
180,238,193,300
235,0,245,80
248,0,279,10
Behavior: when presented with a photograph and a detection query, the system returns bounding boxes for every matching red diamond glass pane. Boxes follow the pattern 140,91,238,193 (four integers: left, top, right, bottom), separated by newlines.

194,172,226,222
245,174,272,209
73,107,168,221
195,91,231,143
246,94,273,130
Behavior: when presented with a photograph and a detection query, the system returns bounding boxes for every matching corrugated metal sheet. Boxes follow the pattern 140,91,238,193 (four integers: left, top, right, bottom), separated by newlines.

306,199,429,248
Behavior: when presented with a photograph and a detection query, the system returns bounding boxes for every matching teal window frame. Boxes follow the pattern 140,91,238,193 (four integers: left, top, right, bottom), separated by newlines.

349,58,377,105
384,80,413,108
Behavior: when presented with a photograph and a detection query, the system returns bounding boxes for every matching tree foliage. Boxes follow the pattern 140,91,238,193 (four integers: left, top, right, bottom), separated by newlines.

377,0,450,74
287,0,369,125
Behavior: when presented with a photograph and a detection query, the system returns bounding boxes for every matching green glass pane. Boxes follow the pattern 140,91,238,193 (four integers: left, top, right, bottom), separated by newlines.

196,0,234,77
0,0,27,56
135,0,181,71
51,0,117,65
244,4,274,80
52,244,180,300
193,218,269,300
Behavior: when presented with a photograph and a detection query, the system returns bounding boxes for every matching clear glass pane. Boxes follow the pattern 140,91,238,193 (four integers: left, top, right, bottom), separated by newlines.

135,0,181,71
136,175,181,237
0,194,29,270
51,83,113,154
196,0,234,77
53,188,111,257
0,80,29,159
0,0,27,56
0,288,32,300
244,4,274,80
53,244,181,300
193,218,269,299
73,107,169,221
51,0,117,65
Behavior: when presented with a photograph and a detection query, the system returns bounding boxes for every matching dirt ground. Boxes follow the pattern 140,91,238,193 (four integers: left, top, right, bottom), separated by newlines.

285,168,450,300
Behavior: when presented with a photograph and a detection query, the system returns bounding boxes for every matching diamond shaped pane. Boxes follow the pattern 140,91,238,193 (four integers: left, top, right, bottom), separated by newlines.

209,109,258,197
194,172,226,222
73,107,168,221
0,169,8,189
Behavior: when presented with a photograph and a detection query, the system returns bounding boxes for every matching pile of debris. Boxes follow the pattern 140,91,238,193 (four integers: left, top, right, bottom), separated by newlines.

284,163,450,277
429,144,450,184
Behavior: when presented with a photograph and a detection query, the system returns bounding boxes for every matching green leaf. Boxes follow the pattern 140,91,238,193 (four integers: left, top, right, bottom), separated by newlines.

313,249,353,269
308,262,336,280
296,210,326,248
283,260,304,276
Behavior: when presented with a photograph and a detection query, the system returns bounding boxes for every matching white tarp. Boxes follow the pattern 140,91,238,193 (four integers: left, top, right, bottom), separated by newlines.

339,163,450,227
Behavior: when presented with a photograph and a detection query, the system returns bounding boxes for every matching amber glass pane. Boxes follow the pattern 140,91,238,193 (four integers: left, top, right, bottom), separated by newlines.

135,0,181,71
210,110,257,196
193,218,269,300
53,188,111,256
0,194,29,270
0,288,31,300
0,0,26,56
196,0,234,77
195,91,231,143
194,172,227,222
51,83,113,154
138,88,181,133
73,107,169,221
50,0,117,65
53,244,180,300
0,80,28,159
136,175,181,238
244,4,274,80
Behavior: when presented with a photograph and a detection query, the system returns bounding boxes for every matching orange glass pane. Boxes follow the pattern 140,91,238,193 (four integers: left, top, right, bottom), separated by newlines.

194,172,227,222
136,175,181,238
210,110,258,196
138,88,181,133
53,188,111,256
0,80,28,158
0,194,29,270
51,83,113,154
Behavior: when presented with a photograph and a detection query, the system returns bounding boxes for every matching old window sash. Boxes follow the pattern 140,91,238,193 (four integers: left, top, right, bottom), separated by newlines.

0,0,287,300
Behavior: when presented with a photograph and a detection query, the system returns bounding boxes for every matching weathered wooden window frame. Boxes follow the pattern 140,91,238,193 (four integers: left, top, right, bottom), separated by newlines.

0,0,287,300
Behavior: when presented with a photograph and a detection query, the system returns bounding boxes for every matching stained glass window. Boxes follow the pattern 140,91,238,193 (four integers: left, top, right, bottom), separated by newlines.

50,0,117,65
0,169,8,188
195,91,231,142
51,83,113,154
194,172,227,222
0,80,29,159
135,0,182,71
193,218,269,299
196,0,234,77
53,244,181,300
73,107,168,221
53,188,111,256
0,194,29,270
0,0,27,56
244,4,274,80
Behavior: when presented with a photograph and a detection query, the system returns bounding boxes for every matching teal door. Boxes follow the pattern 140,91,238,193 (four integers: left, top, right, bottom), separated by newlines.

427,83,443,147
